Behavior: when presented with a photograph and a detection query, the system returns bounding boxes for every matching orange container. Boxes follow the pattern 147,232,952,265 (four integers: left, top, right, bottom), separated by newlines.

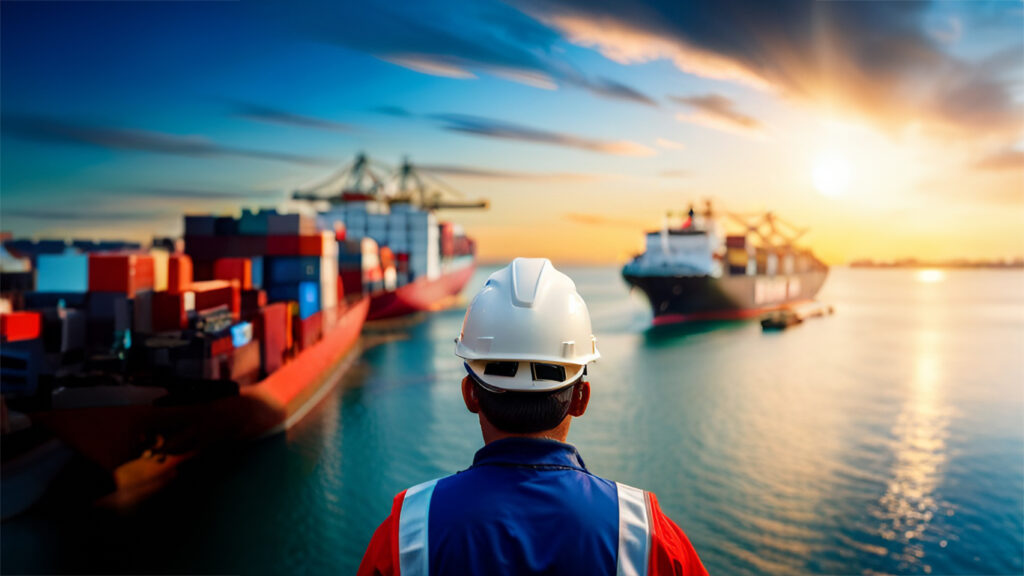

214,258,252,290
88,253,155,297
192,280,241,319
168,254,193,294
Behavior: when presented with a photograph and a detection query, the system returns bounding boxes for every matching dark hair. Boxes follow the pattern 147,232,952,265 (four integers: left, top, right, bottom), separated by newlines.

472,378,578,433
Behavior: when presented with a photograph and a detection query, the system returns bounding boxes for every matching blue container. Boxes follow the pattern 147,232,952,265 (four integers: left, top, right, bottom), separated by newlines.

266,256,320,283
23,291,88,309
267,282,320,320
36,253,89,293
250,256,264,289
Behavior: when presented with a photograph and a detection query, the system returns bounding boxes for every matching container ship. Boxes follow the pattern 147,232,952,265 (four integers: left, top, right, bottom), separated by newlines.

0,210,375,514
622,203,829,325
292,154,487,320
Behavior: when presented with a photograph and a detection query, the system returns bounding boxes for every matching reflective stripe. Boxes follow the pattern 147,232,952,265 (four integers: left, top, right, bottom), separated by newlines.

398,478,439,576
616,483,651,576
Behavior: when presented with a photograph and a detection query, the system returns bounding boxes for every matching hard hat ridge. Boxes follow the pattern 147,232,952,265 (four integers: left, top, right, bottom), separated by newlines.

455,257,599,392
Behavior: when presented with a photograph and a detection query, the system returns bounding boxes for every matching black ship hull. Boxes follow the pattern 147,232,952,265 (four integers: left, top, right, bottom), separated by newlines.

623,270,829,325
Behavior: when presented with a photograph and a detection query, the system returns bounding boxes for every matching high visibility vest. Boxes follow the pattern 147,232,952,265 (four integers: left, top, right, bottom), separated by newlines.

398,478,652,576
357,438,707,576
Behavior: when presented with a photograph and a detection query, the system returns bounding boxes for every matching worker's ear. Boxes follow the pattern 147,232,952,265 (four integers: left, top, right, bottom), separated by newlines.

568,381,590,417
462,376,480,414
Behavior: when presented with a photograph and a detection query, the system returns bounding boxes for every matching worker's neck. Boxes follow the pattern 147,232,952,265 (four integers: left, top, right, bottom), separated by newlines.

479,415,571,445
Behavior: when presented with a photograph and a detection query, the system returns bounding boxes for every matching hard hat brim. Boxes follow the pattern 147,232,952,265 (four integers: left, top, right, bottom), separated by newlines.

465,360,585,393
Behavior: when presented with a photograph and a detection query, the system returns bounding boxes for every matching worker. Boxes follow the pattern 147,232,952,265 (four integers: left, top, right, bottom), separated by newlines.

358,258,708,576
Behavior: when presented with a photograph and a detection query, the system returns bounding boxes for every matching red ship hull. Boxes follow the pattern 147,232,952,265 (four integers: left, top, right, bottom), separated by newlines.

31,297,370,502
368,263,476,320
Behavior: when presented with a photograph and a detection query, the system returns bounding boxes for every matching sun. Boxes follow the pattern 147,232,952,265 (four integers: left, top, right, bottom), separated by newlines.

812,152,852,197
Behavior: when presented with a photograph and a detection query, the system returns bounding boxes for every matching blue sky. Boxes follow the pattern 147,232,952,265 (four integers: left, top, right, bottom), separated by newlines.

2,0,1022,263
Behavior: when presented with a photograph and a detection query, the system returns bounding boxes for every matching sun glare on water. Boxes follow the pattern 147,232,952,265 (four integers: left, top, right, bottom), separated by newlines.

812,152,852,197
916,269,946,284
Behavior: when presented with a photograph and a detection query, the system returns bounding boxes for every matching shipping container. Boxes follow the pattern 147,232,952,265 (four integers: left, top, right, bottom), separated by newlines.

36,253,90,293
267,282,319,319
151,290,196,332
239,208,273,235
88,253,155,297
23,292,88,309
214,258,252,289
240,289,267,317
192,280,241,319
267,213,315,236
265,256,321,283
184,215,217,236
256,302,288,374
1,311,41,342
168,254,194,293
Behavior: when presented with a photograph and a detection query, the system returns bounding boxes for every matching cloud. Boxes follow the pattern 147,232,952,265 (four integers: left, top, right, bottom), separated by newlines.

514,0,1023,138
5,208,168,222
128,187,285,200
232,102,355,132
373,105,415,118
974,148,1024,171
671,93,764,137
2,115,328,166
431,113,655,156
655,137,684,150
564,212,649,228
269,1,656,107
418,163,601,180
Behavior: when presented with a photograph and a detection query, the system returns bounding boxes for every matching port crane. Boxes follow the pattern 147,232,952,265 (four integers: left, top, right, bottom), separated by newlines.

292,153,489,211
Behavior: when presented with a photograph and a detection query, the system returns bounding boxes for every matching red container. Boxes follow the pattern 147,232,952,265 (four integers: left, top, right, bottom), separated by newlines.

214,258,252,290
192,280,241,319
88,253,155,297
265,235,324,256
168,254,193,293
257,302,288,375
1,311,41,342
340,269,362,296
151,291,194,332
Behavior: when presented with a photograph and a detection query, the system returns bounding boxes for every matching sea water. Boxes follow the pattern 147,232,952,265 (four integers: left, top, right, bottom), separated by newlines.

3,267,1023,575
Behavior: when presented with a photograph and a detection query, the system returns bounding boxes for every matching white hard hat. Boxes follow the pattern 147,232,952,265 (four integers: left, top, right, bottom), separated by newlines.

455,258,599,392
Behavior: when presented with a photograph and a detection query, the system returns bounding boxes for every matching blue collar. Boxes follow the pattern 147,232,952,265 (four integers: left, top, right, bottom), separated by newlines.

470,437,589,473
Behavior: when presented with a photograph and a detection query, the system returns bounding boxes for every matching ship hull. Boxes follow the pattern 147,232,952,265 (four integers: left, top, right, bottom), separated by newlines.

623,270,829,325
30,297,370,501
368,261,476,320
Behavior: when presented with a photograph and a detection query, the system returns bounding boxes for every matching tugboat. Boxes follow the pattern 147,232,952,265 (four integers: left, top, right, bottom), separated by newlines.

622,202,829,325
760,309,802,331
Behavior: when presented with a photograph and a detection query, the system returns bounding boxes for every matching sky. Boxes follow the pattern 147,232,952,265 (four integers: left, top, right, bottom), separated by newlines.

1,0,1022,265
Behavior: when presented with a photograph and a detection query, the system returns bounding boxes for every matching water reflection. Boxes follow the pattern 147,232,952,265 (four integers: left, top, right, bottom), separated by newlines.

875,327,952,573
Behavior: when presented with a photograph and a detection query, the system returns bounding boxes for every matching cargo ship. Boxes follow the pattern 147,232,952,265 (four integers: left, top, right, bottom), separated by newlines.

292,154,487,320
622,203,829,325
0,208,374,512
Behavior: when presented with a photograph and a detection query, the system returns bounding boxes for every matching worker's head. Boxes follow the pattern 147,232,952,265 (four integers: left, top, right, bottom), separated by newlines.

455,258,598,439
